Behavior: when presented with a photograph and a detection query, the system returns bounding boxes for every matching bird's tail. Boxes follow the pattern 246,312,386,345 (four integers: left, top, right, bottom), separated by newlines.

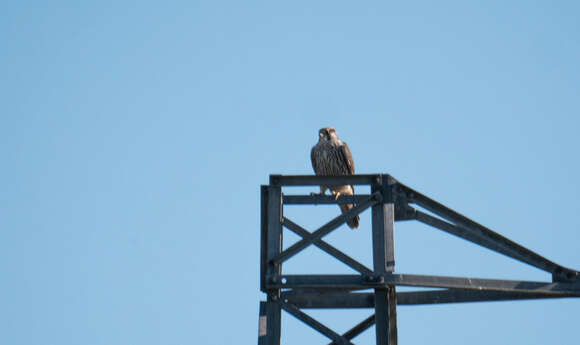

339,203,360,229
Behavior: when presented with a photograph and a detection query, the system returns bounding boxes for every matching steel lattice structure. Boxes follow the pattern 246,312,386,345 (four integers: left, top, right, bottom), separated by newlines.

258,174,580,345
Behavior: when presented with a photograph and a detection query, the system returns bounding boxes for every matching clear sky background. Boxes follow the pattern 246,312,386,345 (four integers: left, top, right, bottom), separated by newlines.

2,1,580,345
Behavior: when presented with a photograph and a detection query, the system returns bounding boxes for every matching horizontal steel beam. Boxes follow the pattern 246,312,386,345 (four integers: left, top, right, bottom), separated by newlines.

282,291,373,308
267,274,580,296
283,194,371,205
396,289,570,305
270,174,394,186
282,289,572,308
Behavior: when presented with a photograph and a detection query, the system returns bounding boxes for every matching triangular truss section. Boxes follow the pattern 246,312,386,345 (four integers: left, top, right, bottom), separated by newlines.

258,174,580,345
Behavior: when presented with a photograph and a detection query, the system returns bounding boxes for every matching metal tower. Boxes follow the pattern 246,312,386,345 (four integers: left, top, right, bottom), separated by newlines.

258,174,580,345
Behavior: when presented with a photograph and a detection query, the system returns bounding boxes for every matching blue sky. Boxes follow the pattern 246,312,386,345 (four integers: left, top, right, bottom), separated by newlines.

2,1,579,344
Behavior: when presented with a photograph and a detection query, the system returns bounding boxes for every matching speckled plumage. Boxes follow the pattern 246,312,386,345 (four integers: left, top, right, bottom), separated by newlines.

311,127,359,229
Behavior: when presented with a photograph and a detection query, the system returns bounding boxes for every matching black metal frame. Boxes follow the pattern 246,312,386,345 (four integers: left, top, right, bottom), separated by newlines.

258,174,580,345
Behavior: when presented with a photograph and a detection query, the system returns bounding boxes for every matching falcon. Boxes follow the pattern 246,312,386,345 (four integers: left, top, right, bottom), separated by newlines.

311,127,359,229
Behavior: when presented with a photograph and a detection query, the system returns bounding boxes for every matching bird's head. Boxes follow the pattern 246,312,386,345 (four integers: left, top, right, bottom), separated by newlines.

318,127,338,141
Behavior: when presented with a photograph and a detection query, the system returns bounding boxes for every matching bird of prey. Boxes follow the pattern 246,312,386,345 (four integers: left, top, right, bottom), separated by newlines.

311,127,359,229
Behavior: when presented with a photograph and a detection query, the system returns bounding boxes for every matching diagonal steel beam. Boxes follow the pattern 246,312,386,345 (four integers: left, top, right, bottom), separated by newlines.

280,302,354,345
413,209,552,273
283,217,373,275
397,182,580,281
328,314,375,345
271,193,380,265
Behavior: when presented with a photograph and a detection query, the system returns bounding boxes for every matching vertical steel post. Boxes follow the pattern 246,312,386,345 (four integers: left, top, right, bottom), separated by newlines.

260,181,283,345
371,175,398,345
